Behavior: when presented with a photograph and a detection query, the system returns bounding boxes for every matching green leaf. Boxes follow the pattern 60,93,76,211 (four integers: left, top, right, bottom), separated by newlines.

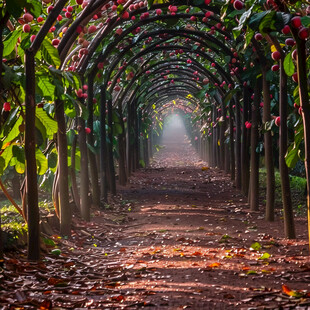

12,145,25,163
232,4,255,38
301,16,310,27
2,117,23,145
41,39,61,68
147,0,154,9
258,252,271,260
3,29,22,57
36,148,48,175
250,242,262,251
248,11,269,31
246,270,257,275
36,108,58,138
0,144,14,174
25,0,42,18
38,75,55,98
139,159,145,168
259,11,276,33
283,52,295,77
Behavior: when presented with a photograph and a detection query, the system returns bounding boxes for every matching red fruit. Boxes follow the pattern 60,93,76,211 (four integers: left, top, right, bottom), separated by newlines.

23,13,33,22
122,11,129,19
85,127,91,134
190,16,196,21
37,16,44,22
156,9,162,15
76,89,83,98
76,0,83,4
211,63,216,67
187,59,192,64
88,25,97,33
111,5,117,11
93,98,97,103
47,6,54,13
298,107,302,115
285,38,295,46
114,85,121,91
37,103,44,108
23,24,31,32
291,16,302,28
292,72,298,83
76,25,83,34
57,15,63,21
233,0,244,10
275,116,280,127
294,103,299,109
260,102,264,107
271,64,279,71
3,102,11,112
292,49,297,60
97,62,104,69
67,6,73,12
245,122,252,129
271,51,281,61
205,0,211,3
83,84,88,90
254,33,263,41
52,39,60,46
282,25,290,35
83,93,88,99
30,35,36,43
115,28,123,35
298,27,309,40
129,4,135,11
65,12,71,18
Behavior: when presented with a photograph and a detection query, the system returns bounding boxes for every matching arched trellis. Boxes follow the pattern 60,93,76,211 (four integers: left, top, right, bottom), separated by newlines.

7,0,305,263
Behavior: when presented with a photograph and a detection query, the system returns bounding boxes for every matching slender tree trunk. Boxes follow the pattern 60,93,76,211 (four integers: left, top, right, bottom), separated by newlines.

99,87,108,203
235,95,242,189
118,104,127,185
55,99,71,236
241,88,250,195
229,103,235,181
294,36,310,245
25,49,40,261
70,134,80,210
262,68,276,221
107,99,116,195
279,58,295,238
250,77,262,211
77,115,90,221
87,76,100,207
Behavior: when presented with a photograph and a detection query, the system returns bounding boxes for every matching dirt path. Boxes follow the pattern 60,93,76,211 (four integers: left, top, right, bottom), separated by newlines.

2,131,310,309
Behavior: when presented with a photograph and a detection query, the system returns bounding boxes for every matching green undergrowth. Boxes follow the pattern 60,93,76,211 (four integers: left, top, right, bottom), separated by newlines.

259,168,307,215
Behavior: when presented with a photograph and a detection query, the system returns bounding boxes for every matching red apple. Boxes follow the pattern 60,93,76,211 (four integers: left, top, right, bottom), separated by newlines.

281,25,291,35
88,25,97,33
291,16,302,28
67,6,73,12
254,33,263,41
233,0,244,10
271,64,279,71
122,11,129,19
85,127,91,134
76,0,83,4
47,5,54,13
52,38,60,46
275,116,280,126
298,27,309,40
23,13,33,22
271,51,281,61
285,38,295,46
115,28,123,35
23,24,31,32
65,12,71,18
292,72,298,83
37,16,44,22
190,16,196,21
3,102,11,112
30,35,36,43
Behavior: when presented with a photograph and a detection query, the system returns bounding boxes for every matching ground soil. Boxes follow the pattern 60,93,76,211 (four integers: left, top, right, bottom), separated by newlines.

1,129,310,309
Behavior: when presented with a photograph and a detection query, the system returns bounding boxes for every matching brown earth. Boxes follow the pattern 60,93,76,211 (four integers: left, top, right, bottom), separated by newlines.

1,128,310,309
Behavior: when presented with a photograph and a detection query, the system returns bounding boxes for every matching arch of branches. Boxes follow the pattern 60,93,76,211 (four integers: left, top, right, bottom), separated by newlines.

1,0,310,261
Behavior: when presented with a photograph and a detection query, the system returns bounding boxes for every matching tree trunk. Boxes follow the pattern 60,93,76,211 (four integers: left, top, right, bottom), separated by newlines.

241,88,250,195
70,134,80,210
25,49,40,261
262,68,276,221
87,76,100,208
279,57,295,238
77,116,90,221
235,95,242,189
99,87,108,203
118,104,127,185
107,99,116,195
55,99,71,236
250,77,262,211
229,103,235,181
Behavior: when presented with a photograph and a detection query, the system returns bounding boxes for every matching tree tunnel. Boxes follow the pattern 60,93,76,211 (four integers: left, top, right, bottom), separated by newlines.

1,0,310,262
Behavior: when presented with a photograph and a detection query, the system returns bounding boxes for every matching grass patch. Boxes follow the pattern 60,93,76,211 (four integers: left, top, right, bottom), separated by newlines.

259,168,307,215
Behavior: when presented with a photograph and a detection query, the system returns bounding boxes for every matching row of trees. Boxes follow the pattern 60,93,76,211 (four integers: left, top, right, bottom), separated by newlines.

1,0,310,261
